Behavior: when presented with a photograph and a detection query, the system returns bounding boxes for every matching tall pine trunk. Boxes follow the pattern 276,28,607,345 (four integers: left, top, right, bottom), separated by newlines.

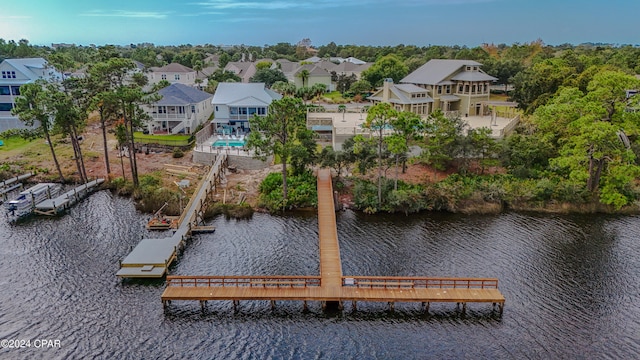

44,128,65,183
99,106,111,177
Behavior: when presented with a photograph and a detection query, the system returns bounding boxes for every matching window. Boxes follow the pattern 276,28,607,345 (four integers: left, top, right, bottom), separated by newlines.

437,86,442,95
466,66,471,71
175,74,180,81
0,103,13,111
11,86,20,95
1,71,16,79
446,85,451,94
0,86,9,95
161,74,167,80
473,66,478,71
258,107,266,115
458,85,463,93
158,106,166,114
465,85,470,93
191,105,196,113
215,106,219,112
484,84,488,93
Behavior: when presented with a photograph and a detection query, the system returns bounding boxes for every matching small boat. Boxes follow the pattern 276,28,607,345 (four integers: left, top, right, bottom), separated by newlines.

146,216,178,230
145,202,178,230
5,183,62,220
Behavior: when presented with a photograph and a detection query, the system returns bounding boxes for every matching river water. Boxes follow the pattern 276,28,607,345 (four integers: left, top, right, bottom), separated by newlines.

0,190,639,359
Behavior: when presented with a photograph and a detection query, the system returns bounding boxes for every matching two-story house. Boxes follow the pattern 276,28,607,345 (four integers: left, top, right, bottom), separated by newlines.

0,58,62,132
211,82,282,134
400,59,497,117
148,63,197,87
144,83,213,135
223,62,257,83
368,78,433,115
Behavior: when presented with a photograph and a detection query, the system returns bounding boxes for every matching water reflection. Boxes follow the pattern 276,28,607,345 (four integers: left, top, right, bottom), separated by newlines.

0,193,638,359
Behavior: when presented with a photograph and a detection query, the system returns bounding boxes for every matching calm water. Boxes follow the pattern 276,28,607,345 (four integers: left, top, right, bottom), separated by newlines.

0,191,639,359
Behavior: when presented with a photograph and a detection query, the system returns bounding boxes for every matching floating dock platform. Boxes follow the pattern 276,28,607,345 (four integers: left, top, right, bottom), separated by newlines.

0,173,33,204
34,179,105,216
117,154,227,278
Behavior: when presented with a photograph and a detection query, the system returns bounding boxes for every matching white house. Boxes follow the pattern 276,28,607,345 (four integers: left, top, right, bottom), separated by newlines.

0,58,62,132
147,63,196,87
211,82,282,134
144,83,213,135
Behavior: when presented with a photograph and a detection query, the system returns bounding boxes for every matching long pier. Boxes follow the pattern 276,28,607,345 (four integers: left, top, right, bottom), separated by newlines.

161,169,505,315
116,154,227,278
34,179,105,216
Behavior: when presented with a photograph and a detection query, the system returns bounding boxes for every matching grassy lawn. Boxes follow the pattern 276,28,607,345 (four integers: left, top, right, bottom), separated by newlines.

321,91,352,104
133,132,193,146
0,135,32,152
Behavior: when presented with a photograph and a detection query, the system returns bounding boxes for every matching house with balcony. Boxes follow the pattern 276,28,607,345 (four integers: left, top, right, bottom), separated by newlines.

144,83,213,135
0,58,62,132
368,78,433,115
400,59,497,117
211,82,282,134
147,63,196,87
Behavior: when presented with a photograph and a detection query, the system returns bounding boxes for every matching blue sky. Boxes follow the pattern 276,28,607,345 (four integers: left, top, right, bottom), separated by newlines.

1,0,638,47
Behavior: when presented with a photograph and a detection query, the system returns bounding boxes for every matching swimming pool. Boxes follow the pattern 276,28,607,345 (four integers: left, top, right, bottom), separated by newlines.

212,140,246,147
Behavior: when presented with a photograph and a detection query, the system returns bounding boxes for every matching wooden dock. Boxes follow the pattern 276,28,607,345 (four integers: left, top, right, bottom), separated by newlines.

0,173,32,204
161,169,505,315
117,154,227,278
34,179,105,216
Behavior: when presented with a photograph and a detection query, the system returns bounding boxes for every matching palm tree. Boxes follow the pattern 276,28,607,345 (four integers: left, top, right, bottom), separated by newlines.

296,69,310,88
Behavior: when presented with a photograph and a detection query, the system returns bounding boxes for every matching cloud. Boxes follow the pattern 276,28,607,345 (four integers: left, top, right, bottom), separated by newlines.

192,0,495,11
191,0,382,11
79,10,171,19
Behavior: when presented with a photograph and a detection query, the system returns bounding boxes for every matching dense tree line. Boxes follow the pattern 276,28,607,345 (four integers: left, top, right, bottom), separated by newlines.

5,37,640,213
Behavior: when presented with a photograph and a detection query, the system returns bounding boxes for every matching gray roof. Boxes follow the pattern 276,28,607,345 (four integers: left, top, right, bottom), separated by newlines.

394,83,428,93
153,63,195,73
1,57,61,81
451,71,497,82
224,62,254,74
155,83,212,105
439,95,461,102
401,59,483,85
295,64,331,77
212,82,282,105
368,84,433,105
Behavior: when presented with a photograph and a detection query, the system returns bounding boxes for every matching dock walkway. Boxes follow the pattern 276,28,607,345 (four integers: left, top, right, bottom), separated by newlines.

34,179,105,215
117,154,227,278
161,169,505,314
0,173,33,204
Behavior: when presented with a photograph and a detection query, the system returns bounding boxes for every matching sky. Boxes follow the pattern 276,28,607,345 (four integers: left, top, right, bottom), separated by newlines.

1,0,638,48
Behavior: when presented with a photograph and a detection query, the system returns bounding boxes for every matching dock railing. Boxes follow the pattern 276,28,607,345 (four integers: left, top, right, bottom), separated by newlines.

166,275,322,288
342,276,499,289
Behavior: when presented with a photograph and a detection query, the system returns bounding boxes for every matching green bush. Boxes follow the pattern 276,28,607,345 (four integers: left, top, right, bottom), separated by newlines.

258,171,317,212
172,147,184,158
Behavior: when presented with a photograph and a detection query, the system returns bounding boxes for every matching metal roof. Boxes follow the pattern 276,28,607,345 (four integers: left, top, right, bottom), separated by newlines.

439,95,461,102
212,82,282,105
400,59,483,85
1,58,62,82
451,71,497,82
